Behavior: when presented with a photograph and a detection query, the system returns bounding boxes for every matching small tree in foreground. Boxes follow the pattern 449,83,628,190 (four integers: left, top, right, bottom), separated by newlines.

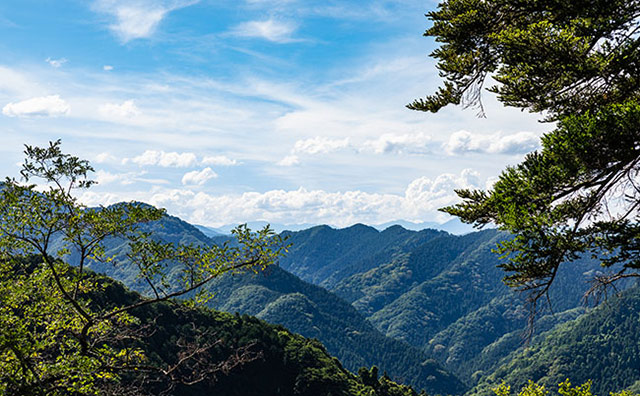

0,140,288,395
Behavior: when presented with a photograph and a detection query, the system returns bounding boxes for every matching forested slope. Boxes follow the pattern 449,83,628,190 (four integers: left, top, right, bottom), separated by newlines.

65,208,638,393
205,264,464,394
469,286,640,396
4,256,423,396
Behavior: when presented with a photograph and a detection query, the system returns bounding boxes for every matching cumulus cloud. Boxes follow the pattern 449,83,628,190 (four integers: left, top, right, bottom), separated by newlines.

363,132,432,155
405,169,480,202
145,169,482,227
99,100,141,118
182,168,218,185
230,18,298,43
2,95,70,118
45,57,67,68
202,155,238,166
292,137,350,155
103,65,114,71
443,130,541,155
93,0,199,43
131,150,197,167
277,155,300,167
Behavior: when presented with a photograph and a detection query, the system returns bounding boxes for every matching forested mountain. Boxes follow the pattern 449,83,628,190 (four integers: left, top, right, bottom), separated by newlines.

68,212,464,395
62,207,639,394
278,224,447,288
278,225,626,385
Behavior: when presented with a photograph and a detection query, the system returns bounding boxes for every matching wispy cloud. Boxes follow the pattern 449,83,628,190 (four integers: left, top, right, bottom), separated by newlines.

202,155,238,166
130,150,198,167
0,15,17,28
99,100,141,118
277,155,300,167
363,132,432,155
94,152,117,163
292,137,350,155
229,18,299,43
94,169,169,186
93,0,199,43
2,95,70,118
45,57,67,68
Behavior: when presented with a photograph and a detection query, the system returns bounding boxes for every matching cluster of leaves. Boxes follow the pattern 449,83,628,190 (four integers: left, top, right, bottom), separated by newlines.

410,0,640,119
493,379,637,396
410,0,640,310
0,256,138,395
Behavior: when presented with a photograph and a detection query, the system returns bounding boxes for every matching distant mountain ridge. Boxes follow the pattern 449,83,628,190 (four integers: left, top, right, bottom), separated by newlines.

197,217,475,236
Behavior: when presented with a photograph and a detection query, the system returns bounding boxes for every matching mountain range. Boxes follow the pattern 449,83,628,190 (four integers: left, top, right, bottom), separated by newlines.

64,206,640,395
195,217,475,236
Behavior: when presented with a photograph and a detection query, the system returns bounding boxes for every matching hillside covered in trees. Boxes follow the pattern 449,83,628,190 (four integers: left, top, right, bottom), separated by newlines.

70,207,640,395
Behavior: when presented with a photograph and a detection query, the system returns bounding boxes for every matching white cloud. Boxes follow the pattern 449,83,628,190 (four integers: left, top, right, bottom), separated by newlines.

363,132,432,155
93,0,199,43
181,167,218,185
95,170,132,185
103,65,114,71
147,169,482,227
230,18,298,43
202,155,238,166
405,169,480,203
99,100,141,118
95,152,117,163
277,155,299,166
131,150,197,167
45,57,67,68
444,130,541,155
292,136,350,155
2,95,70,118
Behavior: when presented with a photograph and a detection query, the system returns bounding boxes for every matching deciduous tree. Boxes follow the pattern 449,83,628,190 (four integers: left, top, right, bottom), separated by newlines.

0,140,287,394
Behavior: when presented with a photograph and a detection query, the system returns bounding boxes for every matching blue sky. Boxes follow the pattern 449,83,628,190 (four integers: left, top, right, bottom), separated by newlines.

0,0,549,228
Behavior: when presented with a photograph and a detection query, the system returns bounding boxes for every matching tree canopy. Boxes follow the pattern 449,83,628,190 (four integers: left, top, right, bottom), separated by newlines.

411,0,640,310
